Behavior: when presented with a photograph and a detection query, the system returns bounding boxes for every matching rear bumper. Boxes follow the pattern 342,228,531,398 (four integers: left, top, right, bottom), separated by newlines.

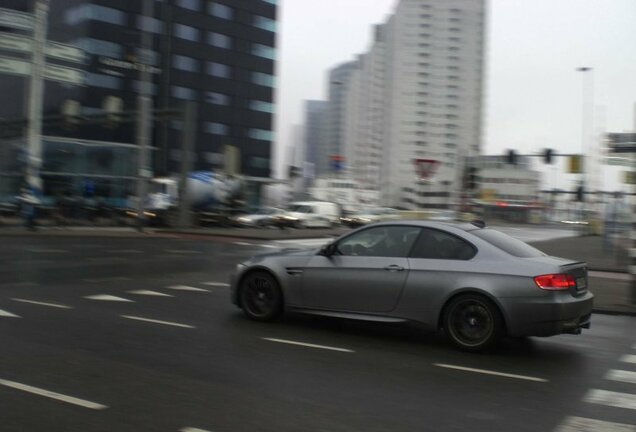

500,292,594,337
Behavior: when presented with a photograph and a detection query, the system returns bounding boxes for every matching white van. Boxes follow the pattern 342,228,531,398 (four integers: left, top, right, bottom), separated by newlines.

281,201,341,228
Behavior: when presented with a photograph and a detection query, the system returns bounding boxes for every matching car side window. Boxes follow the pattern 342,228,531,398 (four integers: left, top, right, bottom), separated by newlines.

410,228,476,260
337,226,421,258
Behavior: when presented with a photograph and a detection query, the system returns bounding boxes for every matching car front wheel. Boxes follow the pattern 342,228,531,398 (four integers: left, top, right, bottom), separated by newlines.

443,294,504,352
239,271,283,321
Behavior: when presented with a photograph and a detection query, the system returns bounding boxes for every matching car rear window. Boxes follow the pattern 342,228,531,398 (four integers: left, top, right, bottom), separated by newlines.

471,229,546,258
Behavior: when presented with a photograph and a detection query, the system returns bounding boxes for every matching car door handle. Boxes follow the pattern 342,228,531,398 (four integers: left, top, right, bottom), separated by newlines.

384,265,404,272
286,268,303,275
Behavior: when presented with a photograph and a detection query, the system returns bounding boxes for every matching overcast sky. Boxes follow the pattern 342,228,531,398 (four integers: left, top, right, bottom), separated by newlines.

274,0,636,190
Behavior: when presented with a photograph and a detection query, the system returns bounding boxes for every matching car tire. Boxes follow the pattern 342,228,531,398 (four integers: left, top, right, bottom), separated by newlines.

239,271,283,321
442,293,504,352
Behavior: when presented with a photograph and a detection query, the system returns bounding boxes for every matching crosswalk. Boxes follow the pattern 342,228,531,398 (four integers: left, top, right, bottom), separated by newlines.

555,343,636,431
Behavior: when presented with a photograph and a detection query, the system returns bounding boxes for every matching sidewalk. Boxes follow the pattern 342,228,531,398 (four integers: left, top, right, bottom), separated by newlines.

1,222,634,315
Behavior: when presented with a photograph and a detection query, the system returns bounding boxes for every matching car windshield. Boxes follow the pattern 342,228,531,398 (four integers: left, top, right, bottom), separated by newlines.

288,205,313,213
471,229,546,258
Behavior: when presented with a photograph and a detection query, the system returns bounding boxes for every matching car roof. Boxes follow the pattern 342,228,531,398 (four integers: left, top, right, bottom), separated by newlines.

368,219,482,232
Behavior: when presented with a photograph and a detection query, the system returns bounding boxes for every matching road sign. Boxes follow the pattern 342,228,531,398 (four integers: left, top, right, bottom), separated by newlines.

46,42,85,63
0,33,31,53
0,7,34,31
0,56,29,76
44,64,85,85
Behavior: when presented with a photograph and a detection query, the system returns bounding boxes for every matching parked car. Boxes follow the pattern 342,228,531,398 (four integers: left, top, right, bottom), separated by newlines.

230,220,593,351
341,207,401,227
231,207,284,227
274,201,341,229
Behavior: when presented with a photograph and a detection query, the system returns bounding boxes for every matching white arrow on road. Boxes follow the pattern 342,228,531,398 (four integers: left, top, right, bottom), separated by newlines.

126,290,173,297
166,285,209,292
84,294,134,302
0,309,20,318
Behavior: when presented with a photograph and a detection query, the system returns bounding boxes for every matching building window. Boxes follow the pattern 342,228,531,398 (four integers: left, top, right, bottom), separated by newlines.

207,32,232,49
64,4,126,25
86,73,122,89
251,71,274,87
172,54,199,72
249,157,270,169
174,23,200,41
205,122,229,135
253,15,276,32
135,48,159,66
205,92,230,105
249,100,274,113
208,2,234,20
132,80,157,95
248,128,273,141
137,15,164,34
251,43,275,60
74,38,123,58
207,62,231,78
176,0,201,11
171,86,196,100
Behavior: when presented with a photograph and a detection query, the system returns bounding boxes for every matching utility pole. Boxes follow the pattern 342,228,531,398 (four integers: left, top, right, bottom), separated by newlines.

25,0,49,203
135,0,154,231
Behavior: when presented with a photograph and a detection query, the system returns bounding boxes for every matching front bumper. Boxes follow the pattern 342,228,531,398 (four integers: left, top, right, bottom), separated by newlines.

500,291,594,337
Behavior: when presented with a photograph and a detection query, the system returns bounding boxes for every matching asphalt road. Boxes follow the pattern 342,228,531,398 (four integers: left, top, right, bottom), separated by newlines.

0,235,635,432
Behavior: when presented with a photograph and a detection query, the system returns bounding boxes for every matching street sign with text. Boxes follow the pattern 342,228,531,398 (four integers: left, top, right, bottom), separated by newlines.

0,33,85,63
0,55,85,85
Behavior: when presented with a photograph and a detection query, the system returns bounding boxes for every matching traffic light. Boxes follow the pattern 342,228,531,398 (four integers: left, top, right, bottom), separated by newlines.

568,155,582,174
575,186,584,202
506,149,517,165
543,148,554,164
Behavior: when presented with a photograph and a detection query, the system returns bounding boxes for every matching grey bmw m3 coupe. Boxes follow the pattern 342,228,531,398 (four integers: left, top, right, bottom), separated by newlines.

230,221,593,351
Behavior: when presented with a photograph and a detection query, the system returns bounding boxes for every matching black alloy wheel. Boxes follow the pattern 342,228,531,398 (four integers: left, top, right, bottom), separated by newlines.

443,294,503,351
240,272,283,321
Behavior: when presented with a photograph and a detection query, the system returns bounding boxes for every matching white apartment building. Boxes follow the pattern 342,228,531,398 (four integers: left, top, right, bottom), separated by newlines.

339,0,486,209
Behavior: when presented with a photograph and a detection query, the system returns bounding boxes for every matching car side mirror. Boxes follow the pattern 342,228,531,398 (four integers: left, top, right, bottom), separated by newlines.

319,242,337,257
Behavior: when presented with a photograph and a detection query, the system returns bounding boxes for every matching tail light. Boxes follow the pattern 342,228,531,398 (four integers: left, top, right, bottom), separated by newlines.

534,274,575,290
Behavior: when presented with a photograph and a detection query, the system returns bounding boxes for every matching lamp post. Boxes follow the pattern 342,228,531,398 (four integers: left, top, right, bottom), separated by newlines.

575,67,593,212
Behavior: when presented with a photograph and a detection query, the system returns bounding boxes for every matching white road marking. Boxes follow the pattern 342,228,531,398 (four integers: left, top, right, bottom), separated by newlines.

584,389,636,410
12,298,72,309
166,285,210,292
260,244,278,248
82,276,131,283
262,337,354,353
180,428,213,432
589,271,632,281
554,416,636,432
84,294,134,302
107,249,143,254
126,290,173,297
121,315,195,329
433,363,548,382
164,249,201,254
606,370,636,385
0,309,20,318
26,248,69,254
201,282,230,287
620,354,636,364
233,241,254,246
0,378,107,410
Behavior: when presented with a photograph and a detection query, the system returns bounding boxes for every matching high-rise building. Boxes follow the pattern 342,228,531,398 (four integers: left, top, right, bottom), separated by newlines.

303,100,328,179
0,0,277,204
332,0,486,209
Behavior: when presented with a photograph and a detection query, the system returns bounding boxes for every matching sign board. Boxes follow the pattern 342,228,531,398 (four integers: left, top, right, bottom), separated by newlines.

46,42,85,64
0,56,29,76
44,64,85,85
0,7,34,31
0,33,31,53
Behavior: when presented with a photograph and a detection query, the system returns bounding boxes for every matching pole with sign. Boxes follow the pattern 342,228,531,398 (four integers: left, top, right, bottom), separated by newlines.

25,0,49,204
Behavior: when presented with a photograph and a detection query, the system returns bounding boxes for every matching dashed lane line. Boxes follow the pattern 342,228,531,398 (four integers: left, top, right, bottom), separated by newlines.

233,242,253,246
433,363,548,383
11,298,72,309
166,285,210,293
121,315,195,329
606,370,636,385
84,294,134,302
554,416,636,432
126,290,173,297
82,276,132,283
620,354,636,364
180,428,213,432
0,309,20,318
262,337,354,353
201,282,230,287
0,378,107,410
584,389,636,410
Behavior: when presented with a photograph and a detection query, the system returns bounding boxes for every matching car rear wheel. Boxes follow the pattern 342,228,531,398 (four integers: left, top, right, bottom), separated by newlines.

443,294,503,352
239,272,283,321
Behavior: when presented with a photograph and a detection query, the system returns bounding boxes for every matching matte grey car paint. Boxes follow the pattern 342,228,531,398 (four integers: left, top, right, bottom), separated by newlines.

230,221,593,338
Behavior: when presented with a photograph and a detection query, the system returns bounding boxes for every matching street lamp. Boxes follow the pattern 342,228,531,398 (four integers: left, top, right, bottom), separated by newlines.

575,67,593,210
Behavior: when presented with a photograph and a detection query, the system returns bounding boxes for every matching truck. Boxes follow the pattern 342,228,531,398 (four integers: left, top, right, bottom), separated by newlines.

130,171,244,226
